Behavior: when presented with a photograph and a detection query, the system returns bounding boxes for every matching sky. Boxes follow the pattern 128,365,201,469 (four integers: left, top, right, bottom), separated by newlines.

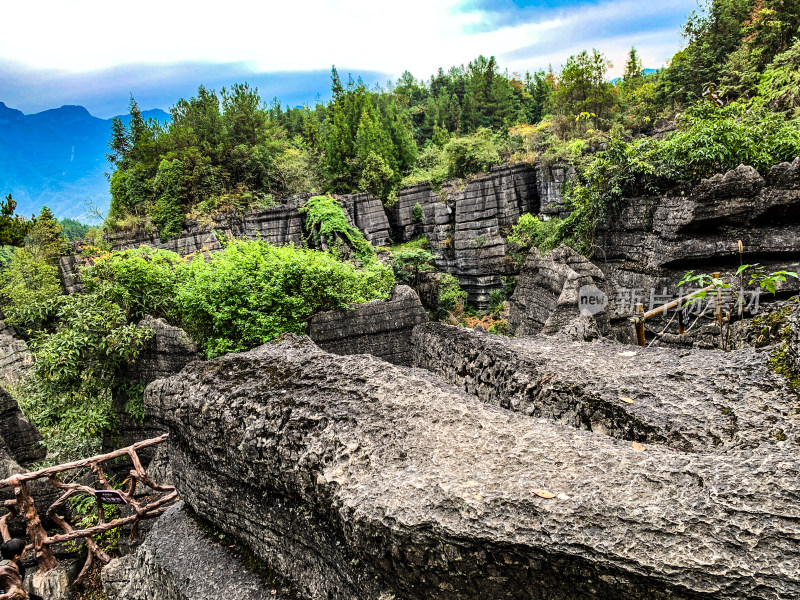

0,0,700,118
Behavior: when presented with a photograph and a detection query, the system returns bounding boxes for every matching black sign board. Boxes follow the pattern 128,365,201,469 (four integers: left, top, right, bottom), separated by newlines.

678,305,690,328
94,490,128,505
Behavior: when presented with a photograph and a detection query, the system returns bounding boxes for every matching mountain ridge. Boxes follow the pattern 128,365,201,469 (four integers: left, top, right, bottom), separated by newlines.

0,103,169,221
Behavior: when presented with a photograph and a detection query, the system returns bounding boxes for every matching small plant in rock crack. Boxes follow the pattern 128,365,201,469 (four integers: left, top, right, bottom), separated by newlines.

738,264,799,296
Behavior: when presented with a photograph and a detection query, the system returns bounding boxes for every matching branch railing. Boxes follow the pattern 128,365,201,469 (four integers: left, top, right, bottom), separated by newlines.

0,434,177,584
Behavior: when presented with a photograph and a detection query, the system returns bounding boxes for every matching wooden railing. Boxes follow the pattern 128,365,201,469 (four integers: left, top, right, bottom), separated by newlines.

0,435,177,584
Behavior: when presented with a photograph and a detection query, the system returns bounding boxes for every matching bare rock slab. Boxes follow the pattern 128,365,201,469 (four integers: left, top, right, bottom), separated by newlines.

102,502,293,600
146,335,800,600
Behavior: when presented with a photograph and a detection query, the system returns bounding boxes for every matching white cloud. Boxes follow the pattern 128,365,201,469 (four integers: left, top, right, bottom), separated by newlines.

3,0,693,80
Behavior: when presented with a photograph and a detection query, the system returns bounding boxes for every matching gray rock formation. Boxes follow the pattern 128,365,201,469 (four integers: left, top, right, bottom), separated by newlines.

146,335,800,600
309,285,428,366
412,323,798,452
104,316,197,454
58,255,87,294
106,203,306,256
791,307,800,374
508,245,621,341
411,164,540,308
0,320,32,385
338,192,392,247
596,159,800,332
103,502,296,600
0,386,45,466
535,163,574,217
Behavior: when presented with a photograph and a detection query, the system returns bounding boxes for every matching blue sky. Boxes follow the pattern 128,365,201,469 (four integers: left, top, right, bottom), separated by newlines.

0,0,699,118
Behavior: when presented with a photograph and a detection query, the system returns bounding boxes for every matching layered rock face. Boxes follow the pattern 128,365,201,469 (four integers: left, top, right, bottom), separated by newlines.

146,335,800,600
508,245,624,341
412,323,798,452
309,285,427,366
791,308,800,373
596,160,800,320
104,316,197,453
393,164,540,308
536,163,574,217
0,386,45,466
338,192,392,247
103,503,297,600
0,320,32,385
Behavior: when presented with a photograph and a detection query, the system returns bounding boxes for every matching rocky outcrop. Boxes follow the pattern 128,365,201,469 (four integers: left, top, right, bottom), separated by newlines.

58,255,87,294
0,386,45,466
0,320,32,385
535,163,573,217
106,203,307,256
146,335,800,600
597,160,800,309
338,193,391,247
508,245,621,341
104,316,197,454
103,503,297,600
791,307,800,374
309,285,427,366
412,323,798,452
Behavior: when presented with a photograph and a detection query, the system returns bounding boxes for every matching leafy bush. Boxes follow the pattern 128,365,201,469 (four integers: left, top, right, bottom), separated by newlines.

300,195,375,264
174,240,394,358
442,128,501,179
0,248,62,327
412,202,423,223
508,214,561,256
82,247,186,320
392,247,436,287
437,273,467,316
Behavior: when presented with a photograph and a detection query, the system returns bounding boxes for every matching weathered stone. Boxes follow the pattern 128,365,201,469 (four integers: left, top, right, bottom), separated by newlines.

58,254,88,294
595,159,800,348
146,335,800,600
309,285,427,366
338,192,392,247
104,316,198,454
413,322,799,452
26,557,80,600
790,306,800,374
0,320,32,386
0,386,45,466
508,245,619,340
388,183,433,243
535,163,573,217
102,502,297,600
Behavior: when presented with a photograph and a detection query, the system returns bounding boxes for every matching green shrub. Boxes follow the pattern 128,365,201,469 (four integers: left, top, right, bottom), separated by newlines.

174,240,394,358
300,195,376,264
442,128,501,179
412,202,423,223
437,273,467,316
508,214,561,256
392,247,436,287
82,247,186,320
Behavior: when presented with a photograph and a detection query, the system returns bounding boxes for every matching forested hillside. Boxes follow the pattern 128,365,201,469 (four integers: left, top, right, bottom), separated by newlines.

105,0,800,248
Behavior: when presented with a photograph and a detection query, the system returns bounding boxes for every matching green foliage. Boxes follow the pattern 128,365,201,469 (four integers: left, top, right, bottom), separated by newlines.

60,218,92,241
68,493,121,554
14,293,154,455
437,273,467,315
0,194,34,247
391,247,436,287
738,264,799,296
508,213,561,256
554,49,616,126
0,248,62,326
441,128,502,179
174,240,394,358
412,202,423,223
300,195,375,263
82,247,186,320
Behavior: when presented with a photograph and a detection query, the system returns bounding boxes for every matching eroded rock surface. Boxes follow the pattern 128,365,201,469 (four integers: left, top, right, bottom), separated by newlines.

791,308,800,373
102,502,294,600
339,192,391,247
508,245,621,341
146,335,800,600
104,316,197,454
0,320,32,385
413,323,799,452
0,386,45,466
309,285,427,366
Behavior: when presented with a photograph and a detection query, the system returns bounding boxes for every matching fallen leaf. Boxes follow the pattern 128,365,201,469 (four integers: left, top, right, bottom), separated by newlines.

620,397,635,404
632,442,645,451
531,489,557,498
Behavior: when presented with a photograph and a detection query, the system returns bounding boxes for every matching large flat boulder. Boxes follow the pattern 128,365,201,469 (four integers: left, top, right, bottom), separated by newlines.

0,386,45,466
145,335,800,600
308,285,427,366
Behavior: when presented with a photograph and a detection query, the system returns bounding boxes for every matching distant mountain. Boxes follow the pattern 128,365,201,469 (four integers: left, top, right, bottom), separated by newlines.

0,102,169,221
